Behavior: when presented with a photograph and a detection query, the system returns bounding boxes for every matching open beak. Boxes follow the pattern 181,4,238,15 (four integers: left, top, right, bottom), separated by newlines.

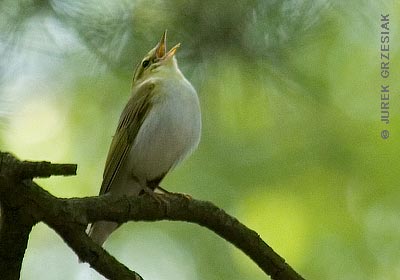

155,30,180,60
155,30,167,58
164,43,180,59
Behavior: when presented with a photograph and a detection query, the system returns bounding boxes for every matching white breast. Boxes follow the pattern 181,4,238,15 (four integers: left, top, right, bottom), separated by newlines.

128,77,201,183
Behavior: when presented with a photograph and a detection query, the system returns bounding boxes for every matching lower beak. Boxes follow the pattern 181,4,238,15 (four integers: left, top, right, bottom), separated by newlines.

164,43,181,60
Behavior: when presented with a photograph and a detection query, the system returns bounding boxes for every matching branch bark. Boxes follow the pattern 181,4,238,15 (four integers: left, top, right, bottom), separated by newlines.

0,152,305,280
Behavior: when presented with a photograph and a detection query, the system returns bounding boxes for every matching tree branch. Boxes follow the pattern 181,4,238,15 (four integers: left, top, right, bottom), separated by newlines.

0,152,305,280
0,177,36,280
50,213,143,280
68,194,303,280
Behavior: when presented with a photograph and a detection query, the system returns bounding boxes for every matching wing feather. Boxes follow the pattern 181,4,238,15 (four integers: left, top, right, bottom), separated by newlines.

99,82,155,195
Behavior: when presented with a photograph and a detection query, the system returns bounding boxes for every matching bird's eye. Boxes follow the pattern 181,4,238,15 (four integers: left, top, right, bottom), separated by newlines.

142,59,150,68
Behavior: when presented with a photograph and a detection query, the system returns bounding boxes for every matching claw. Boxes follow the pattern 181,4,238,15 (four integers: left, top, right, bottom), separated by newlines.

140,186,170,210
155,186,192,200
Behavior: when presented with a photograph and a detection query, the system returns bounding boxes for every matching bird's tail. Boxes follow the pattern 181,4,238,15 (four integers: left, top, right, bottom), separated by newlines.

88,221,120,246
87,178,143,246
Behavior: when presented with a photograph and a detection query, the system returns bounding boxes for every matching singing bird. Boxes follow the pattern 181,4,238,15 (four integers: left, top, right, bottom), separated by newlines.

88,31,201,245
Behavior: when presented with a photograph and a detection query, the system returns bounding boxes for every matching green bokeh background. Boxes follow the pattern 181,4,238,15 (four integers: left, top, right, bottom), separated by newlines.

1,1,399,279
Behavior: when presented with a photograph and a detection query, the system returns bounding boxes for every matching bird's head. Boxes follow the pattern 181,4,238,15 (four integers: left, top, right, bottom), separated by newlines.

132,30,180,84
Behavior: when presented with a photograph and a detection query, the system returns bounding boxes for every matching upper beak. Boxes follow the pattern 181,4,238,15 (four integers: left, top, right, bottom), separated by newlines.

155,30,180,60
155,30,167,59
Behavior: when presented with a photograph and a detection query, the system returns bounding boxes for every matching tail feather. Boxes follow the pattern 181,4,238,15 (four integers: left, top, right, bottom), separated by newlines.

88,221,120,246
88,174,143,246
88,176,143,246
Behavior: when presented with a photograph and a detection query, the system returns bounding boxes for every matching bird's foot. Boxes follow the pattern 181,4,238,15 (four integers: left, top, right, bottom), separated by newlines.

139,186,170,208
155,185,192,200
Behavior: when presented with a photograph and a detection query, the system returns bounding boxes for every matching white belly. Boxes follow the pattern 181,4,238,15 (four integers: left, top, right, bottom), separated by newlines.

127,79,201,183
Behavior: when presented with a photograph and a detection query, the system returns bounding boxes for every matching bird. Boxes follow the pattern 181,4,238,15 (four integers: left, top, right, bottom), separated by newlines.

88,30,201,246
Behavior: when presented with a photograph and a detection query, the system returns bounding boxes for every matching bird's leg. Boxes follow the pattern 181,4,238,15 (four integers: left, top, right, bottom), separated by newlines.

145,175,191,199
139,186,171,208
153,185,170,194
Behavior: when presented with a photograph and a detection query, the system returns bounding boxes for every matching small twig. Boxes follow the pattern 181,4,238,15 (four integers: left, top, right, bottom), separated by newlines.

0,152,77,179
18,160,77,179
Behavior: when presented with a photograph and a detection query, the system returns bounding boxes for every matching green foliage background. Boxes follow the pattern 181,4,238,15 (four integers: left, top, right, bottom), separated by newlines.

1,0,399,279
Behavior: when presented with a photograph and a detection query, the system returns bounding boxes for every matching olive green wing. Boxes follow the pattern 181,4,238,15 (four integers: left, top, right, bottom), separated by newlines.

99,82,155,195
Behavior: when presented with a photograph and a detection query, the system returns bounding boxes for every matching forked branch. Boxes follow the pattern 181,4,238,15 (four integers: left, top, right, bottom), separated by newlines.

0,152,305,280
